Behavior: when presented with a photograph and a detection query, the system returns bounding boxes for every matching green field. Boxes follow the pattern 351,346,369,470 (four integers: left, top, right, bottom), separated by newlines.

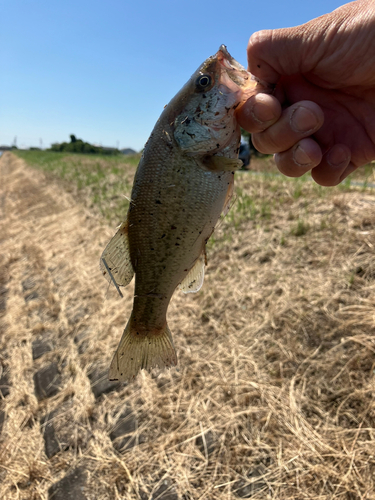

15,151,141,223
15,149,375,230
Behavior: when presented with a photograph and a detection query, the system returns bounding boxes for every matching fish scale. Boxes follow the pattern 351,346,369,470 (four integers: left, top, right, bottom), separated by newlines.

100,45,268,381
129,145,233,297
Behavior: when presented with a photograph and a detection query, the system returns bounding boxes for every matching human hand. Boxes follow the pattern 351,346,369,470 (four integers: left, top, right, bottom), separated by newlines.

237,0,375,185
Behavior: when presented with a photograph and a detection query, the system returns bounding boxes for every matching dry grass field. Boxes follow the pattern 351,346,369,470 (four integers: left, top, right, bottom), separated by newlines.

1,151,375,499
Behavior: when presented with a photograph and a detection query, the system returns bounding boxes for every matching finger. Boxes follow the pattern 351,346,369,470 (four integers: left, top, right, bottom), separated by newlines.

311,144,352,186
247,23,322,82
275,138,323,177
252,101,324,154
237,93,282,133
247,30,286,83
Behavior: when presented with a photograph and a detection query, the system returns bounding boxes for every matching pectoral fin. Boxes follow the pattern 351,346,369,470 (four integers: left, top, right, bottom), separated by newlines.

100,218,134,288
203,156,243,172
178,252,205,294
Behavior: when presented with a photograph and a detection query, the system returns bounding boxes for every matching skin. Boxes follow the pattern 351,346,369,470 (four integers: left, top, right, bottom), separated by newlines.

105,47,257,381
237,0,375,186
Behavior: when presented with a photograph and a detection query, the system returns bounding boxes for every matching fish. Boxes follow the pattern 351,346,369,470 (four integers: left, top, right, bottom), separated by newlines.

100,45,268,382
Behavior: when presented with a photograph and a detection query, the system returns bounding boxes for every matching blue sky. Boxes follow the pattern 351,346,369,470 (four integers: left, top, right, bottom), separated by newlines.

1,0,345,151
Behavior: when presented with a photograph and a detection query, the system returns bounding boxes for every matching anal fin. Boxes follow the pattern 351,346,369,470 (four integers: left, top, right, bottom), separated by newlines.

178,252,205,294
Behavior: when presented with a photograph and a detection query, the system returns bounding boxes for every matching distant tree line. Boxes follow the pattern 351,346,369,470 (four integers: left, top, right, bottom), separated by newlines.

49,135,120,155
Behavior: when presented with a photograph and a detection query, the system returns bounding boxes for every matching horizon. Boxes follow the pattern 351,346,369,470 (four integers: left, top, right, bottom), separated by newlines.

2,0,345,151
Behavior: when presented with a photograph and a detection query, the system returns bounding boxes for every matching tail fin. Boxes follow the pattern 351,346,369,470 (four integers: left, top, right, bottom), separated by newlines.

108,313,177,382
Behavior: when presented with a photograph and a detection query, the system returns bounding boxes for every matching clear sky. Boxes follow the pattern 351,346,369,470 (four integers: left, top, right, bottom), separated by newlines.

1,0,346,151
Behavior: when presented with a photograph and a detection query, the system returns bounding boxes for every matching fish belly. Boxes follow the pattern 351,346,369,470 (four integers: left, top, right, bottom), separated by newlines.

128,144,233,328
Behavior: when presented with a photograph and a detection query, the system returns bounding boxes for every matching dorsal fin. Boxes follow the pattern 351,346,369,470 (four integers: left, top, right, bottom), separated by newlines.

100,217,134,288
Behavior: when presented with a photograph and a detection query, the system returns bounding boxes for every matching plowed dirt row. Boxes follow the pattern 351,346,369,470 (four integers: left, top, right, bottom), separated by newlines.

1,152,375,500
0,153,131,499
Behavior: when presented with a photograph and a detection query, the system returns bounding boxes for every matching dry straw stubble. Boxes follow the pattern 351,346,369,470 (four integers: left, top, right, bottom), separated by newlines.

0,151,374,499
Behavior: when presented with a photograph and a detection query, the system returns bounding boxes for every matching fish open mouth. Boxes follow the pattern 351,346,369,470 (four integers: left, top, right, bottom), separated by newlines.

197,44,273,100
216,45,250,87
215,44,273,110
214,46,251,108
217,45,247,71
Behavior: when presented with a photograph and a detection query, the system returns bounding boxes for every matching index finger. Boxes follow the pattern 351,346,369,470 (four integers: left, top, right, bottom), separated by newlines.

237,93,282,134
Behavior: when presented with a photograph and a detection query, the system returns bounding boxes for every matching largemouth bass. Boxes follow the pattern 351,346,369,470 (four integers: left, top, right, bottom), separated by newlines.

100,45,266,381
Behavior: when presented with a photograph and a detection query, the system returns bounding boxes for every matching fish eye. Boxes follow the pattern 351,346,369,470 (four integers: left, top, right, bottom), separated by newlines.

196,74,212,91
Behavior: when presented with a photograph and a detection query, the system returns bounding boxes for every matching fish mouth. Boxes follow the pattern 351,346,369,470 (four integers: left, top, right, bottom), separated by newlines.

210,46,251,110
215,45,274,105
217,45,247,72
216,45,250,89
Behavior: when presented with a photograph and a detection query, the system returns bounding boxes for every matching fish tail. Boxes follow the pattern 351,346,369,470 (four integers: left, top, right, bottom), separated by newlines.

108,313,177,381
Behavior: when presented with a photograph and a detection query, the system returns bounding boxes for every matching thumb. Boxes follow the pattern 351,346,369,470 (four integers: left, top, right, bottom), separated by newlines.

247,26,319,84
247,0,366,84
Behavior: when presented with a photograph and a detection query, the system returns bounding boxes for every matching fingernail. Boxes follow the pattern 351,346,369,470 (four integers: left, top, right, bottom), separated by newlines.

252,101,277,123
293,145,312,166
327,146,349,167
291,106,319,133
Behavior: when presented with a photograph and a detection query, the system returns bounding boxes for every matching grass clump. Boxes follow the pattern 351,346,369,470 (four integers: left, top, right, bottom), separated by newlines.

291,219,310,237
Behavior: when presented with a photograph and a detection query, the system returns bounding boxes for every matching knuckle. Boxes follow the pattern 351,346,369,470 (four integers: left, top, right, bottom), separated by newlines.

251,133,271,154
253,130,283,154
276,156,301,177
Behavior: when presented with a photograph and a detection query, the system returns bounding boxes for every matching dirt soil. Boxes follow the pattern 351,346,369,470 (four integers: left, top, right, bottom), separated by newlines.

1,152,375,499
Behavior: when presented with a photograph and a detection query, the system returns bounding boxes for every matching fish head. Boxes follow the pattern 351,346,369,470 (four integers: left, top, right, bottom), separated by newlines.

170,45,267,157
